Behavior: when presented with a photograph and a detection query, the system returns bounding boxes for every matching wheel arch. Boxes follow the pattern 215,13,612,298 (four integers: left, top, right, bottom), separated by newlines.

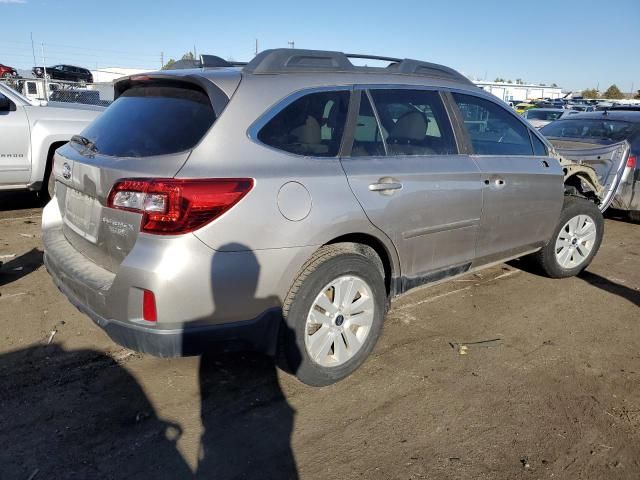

325,232,399,298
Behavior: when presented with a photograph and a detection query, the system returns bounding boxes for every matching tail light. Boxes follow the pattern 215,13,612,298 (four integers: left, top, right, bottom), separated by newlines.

627,154,637,169
108,178,254,234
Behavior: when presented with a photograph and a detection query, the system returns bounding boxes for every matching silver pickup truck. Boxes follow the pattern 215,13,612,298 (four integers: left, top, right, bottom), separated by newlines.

0,83,103,199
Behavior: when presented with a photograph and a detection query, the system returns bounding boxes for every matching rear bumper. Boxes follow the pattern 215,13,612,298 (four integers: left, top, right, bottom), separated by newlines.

45,249,280,356
41,198,311,357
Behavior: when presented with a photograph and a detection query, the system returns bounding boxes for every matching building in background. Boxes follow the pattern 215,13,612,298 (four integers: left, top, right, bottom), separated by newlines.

474,81,564,102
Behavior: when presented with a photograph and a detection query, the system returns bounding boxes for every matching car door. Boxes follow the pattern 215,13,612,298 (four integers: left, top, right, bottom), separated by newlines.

0,91,31,185
340,88,483,290
450,92,564,266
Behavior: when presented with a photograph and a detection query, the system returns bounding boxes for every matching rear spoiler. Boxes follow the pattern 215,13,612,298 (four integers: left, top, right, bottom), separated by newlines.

113,73,230,116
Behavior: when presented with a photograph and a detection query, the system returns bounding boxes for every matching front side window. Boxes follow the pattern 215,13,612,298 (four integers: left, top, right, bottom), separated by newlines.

369,89,456,155
453,93,534,156
257,90,349,157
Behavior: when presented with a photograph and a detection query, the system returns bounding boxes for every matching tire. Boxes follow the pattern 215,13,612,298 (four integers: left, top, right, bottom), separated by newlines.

533,196,604,278
629,211,640,223
279,243,387,386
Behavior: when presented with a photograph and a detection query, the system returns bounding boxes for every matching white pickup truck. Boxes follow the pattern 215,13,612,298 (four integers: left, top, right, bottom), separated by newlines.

0,83,103,199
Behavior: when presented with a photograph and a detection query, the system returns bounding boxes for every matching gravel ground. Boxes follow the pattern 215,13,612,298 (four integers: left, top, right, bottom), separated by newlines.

0,192,638,480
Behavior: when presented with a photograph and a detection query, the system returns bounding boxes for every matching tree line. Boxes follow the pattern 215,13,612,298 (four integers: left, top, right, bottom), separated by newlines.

581,85,640,100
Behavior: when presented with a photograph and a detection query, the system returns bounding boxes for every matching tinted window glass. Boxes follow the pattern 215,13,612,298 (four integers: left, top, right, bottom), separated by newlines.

531,134,548,156
454,93,534,155
540,119,636,143
370,89,455,155
80,83,216,157
258,90,349,157
352,92,385,157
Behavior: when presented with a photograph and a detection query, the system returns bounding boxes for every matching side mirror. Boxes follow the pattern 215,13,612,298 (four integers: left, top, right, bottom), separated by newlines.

0,94,15,112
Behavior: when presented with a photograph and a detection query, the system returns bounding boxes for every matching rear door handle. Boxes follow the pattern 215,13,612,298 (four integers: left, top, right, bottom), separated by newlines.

369,182,402,191
369,177,403,195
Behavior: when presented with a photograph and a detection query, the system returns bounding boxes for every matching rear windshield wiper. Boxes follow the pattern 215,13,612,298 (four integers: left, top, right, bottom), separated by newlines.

70,135,98,153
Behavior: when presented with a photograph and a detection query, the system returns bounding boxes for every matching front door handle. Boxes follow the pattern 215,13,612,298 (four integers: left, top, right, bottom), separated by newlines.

369,177,403,195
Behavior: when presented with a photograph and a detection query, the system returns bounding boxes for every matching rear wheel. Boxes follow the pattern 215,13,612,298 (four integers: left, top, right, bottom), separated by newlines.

279,243,386,386
629,211,640,223
533,197,604,278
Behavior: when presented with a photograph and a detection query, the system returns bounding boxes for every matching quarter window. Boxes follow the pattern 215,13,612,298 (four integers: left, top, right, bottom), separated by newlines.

531,134,548,156
369,89,456,155
257,90,349,157
352,92,385,157
453,93,534,156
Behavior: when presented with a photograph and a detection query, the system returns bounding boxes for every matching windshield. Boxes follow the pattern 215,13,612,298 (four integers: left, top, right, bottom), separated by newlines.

526,110,564,121
80,83,216,157
541,119,637,143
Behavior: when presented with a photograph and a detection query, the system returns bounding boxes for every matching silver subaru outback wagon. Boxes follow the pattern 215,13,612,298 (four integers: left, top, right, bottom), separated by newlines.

43,49,604,386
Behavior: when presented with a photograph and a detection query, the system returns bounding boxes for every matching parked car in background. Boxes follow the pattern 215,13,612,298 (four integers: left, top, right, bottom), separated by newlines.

567,104,595,112
32,64,93,84
0,82,103,199
0,63,18,78
43,48,618,387
522,108,574,129
515,102,535,114
541,111,640,221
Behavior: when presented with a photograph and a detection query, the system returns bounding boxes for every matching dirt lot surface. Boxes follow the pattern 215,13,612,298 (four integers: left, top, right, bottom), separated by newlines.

0,191,638,480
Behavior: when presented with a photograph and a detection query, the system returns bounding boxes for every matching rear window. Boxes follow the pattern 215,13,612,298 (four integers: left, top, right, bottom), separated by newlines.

80,83,216,157
540,119,637,143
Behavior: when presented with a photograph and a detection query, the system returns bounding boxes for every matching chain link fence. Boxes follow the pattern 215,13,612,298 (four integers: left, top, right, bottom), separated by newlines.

0,76,112,107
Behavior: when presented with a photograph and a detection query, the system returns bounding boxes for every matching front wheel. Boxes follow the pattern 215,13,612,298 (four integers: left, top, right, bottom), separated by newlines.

533,197,604,278
279,243,387,386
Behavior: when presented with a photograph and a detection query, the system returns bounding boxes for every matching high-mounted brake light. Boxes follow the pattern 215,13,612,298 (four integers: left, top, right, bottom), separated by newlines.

627,154,637,169
108,178,254,234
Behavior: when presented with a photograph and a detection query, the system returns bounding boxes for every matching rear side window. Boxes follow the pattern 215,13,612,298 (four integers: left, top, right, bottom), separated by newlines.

370,89,456,155
453,93,534,156
80,83,216,157
258,90,349,157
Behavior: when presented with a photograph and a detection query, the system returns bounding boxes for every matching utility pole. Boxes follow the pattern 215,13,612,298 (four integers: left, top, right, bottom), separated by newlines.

288,40,295,49
255,39,258,56
160,51,164,69
40,43,48,101
194,44,197,61
30,32,36,67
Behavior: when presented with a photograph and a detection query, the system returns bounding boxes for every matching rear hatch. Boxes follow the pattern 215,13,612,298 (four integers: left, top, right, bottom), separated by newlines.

53,75,236,272
550,139,630,211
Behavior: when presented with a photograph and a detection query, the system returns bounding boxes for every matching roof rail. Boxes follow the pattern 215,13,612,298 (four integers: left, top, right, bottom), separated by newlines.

242,48,472,85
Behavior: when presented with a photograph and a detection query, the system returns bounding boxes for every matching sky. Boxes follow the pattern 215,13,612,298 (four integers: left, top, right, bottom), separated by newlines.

1,0,639,92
